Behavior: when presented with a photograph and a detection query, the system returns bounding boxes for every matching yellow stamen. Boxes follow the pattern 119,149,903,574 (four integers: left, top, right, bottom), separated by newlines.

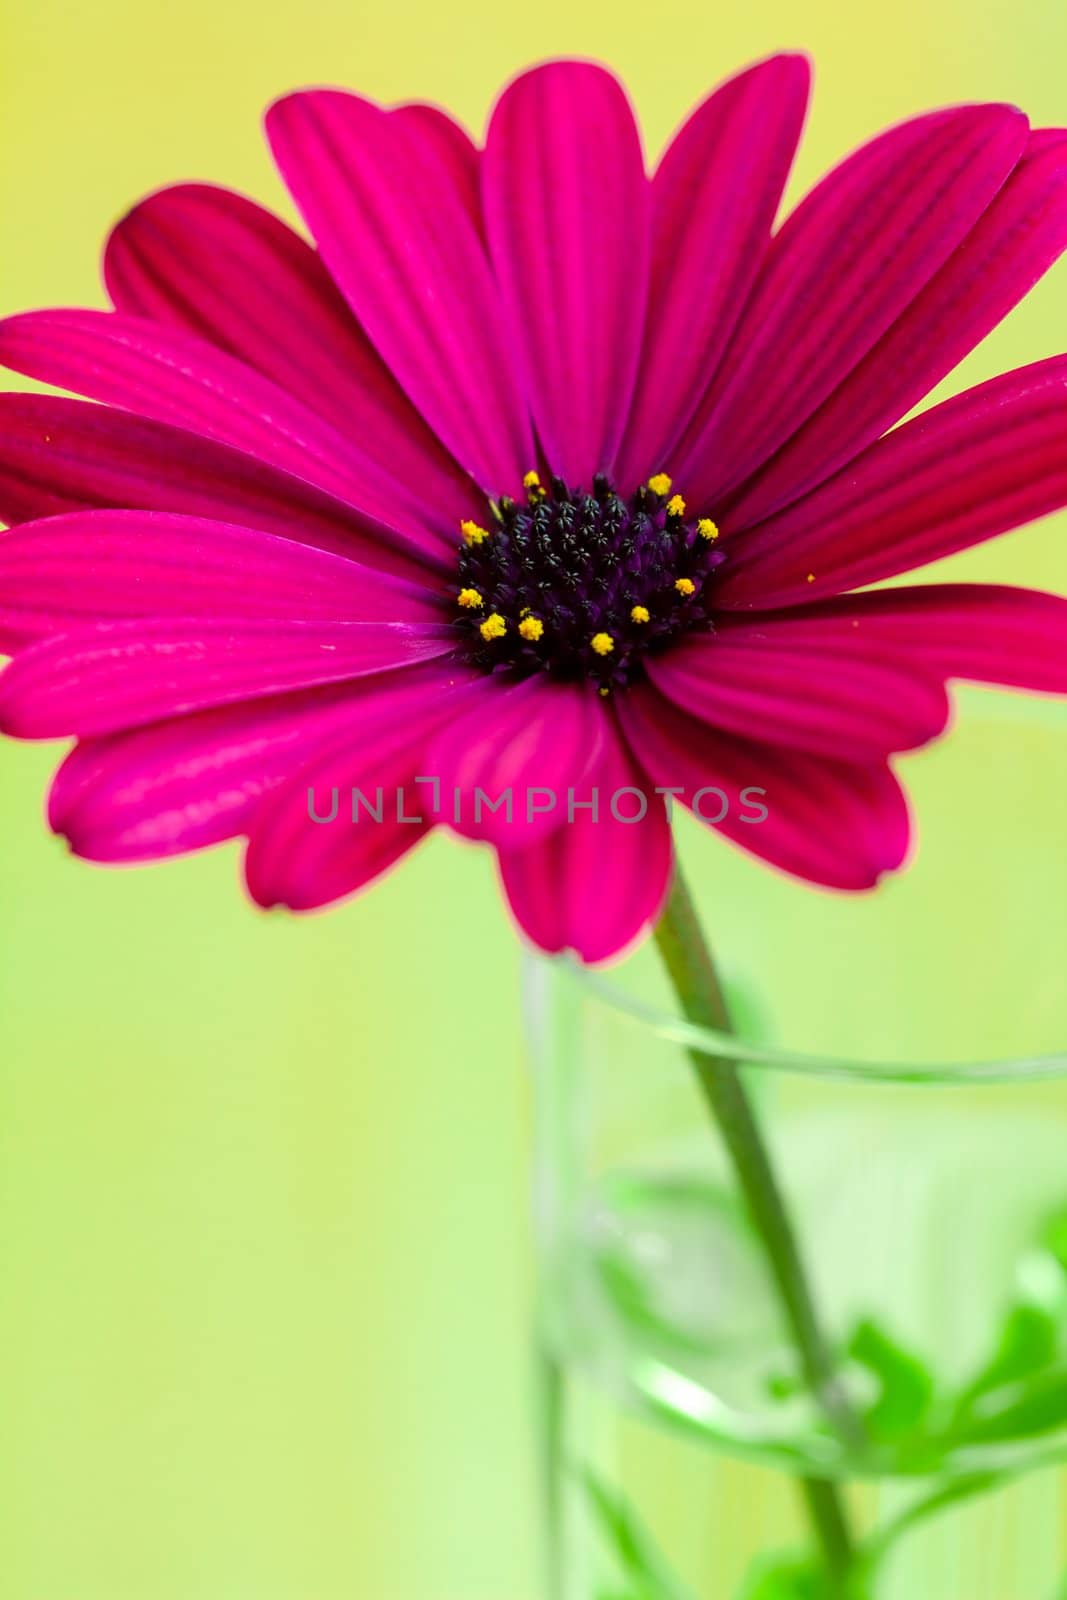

518,615,544,642
675,577,696,597
666,494,686,517
457,588,483,609
697,518,719,541
480,613,507,641
630,604,650,624
591,632,615,656
647,472,672,497
598,686,611,698
461,519,491,546
522,469,546,501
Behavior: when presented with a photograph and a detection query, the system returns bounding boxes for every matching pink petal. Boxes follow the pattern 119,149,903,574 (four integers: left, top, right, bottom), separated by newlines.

104,182,481,539
0,618,456,738
647,625,950,759
717,355,1067,609
266,90,533,494
616,53,811,487
482,60,650,486
244,668,475,911
618,684,911,891
0,309,453,556
48,684,385,861
734,583,1067,693
425,675,606,847
0,510,441,652
497,720,673,964
0,393,446,582
729,128,1067,526
391,103,482,233
672,103,1028,509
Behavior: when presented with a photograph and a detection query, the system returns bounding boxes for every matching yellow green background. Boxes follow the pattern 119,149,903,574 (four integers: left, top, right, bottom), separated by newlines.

2,0,1067,1594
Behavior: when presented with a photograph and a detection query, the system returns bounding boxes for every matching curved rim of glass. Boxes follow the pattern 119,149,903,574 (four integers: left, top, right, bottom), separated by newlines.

558,961,1067,1086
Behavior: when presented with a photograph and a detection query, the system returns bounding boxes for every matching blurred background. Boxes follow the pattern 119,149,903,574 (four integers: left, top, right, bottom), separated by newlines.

2,0,1067,1594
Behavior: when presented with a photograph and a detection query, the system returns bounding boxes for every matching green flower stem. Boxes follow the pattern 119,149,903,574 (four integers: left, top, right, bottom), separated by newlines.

653,863,860,1589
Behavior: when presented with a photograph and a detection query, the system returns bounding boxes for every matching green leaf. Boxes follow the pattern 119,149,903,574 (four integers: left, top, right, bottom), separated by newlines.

960,1302,1059,1403
945,1237,1067,1445
948,1363,1067,1446
1040,1206,1067,1272
736,1554,873,1600
956,1237,1067,1412
736,1557,824,1599
846,1317,934,1442
589,1172,782,1359
583,1470,696,1600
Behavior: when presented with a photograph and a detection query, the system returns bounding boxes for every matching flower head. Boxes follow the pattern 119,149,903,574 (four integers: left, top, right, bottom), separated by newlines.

1,55,1067,962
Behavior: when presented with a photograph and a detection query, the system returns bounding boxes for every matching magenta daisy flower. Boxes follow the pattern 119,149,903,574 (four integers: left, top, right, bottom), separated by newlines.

2,54,1067,962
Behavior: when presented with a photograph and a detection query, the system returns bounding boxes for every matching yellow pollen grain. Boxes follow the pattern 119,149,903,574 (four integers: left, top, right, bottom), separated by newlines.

598,686,611,698
675,577,696,597
457,588,483,609
480,613,507,641
630,605,650,624
522,469,546,501
518,616,544,642
666,494,686,517
647,472,672,497
697,518,720,541
461,519,490,546
806,572,816,583
591,632,615,656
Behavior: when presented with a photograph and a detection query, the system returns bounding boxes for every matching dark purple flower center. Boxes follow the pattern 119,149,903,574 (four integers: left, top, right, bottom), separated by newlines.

453,472,726,690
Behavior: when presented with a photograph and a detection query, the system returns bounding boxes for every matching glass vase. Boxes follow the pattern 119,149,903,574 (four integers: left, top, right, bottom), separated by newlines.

525,894,1067,1600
